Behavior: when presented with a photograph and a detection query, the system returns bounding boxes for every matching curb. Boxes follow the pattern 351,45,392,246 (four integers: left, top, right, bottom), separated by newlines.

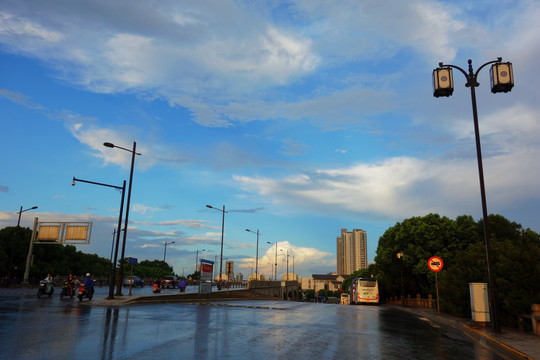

462,324,534,360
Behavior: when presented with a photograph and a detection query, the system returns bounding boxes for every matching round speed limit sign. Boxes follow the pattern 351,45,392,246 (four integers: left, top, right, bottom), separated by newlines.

428,256,443,272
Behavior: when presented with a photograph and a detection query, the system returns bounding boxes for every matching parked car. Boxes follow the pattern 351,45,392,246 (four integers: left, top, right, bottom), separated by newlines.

161,276,178,288
123,276,144,287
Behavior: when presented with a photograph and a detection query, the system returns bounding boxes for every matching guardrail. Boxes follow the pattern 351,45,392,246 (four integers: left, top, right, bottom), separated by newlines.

386,294,434,308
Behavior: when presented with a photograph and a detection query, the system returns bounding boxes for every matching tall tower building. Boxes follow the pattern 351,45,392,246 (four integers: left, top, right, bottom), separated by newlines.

336,228,367,275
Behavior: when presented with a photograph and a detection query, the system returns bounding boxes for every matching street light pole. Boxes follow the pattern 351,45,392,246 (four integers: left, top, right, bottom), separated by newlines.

163,241,175,262
17,206,38,227
72,177,125,299
433,57,514,334
104,141,141,296
266,241,275,280
397,252,404,305
246,229,259,281
195,249,205,274
206,204,227,290
9,206,38,277
281,248,289,281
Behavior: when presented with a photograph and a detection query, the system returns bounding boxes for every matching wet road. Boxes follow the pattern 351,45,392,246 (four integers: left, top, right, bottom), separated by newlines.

0,287,513,360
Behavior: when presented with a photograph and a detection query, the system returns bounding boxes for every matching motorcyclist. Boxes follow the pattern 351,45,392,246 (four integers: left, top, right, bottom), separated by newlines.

82,273,95,298
43,273,53,293
62,274,75,297
153,278,162,293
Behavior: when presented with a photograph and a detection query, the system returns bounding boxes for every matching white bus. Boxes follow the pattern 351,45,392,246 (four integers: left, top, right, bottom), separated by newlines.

349,277,379,305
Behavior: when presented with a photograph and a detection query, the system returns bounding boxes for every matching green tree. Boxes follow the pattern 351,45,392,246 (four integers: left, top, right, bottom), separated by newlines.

375,214,461,300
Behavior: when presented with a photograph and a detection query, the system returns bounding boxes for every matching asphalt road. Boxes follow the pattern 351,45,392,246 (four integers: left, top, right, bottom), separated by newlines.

0,286,515,360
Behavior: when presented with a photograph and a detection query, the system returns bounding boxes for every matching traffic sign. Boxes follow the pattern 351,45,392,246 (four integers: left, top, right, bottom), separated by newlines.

428,256,443,272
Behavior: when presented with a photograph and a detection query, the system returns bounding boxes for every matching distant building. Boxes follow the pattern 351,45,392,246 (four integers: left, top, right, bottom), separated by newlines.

336,228,368,275
281,273,300,282
301,274,346,293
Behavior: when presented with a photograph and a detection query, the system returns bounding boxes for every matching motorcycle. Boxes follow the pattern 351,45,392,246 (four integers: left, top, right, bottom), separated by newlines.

77,284,93,302
60,281,75,299
153,283,161,294
37,279,54,298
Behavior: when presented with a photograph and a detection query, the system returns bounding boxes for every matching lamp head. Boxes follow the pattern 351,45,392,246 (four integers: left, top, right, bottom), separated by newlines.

206,205,212,209
71,178,76,186
103,142,115,148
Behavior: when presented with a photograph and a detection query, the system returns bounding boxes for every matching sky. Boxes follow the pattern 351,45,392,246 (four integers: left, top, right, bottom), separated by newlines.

1,0,539,279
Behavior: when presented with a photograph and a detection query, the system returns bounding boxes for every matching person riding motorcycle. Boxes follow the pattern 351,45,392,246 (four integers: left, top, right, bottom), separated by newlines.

38,273,54,297
61,274,75,298
82,273,95,298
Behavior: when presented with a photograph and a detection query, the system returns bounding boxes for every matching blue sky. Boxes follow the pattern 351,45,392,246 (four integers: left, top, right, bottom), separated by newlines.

1,0,539,279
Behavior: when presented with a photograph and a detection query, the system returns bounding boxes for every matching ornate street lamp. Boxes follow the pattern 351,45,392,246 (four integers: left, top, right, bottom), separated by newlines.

433,57,514,334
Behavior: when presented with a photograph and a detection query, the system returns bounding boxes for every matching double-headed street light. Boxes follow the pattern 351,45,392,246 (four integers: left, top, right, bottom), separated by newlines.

245,229,260,281
103,141,141,296
17,206,38,227
206,204,227,289
163,241,175,262
72,176,126,299
433,57,514,334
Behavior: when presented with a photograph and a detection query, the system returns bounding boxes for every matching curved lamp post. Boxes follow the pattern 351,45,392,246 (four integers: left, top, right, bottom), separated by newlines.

245,229,259,281
433,57,514,334
206,204,227,289
103,141,141,296
17,206,38,227
72,176,126,299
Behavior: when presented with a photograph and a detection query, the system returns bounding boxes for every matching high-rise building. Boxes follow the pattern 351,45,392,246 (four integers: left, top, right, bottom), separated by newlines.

336,228,367,275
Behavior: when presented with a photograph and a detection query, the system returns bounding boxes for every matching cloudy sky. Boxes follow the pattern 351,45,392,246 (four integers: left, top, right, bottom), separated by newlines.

1,0,539,278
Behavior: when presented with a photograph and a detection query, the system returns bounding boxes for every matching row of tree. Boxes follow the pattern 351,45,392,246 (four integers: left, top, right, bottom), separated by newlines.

0,226,181,284
343,213,540,327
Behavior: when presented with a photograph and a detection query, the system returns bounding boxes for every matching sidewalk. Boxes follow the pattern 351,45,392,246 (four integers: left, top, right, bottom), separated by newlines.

390,305,540,360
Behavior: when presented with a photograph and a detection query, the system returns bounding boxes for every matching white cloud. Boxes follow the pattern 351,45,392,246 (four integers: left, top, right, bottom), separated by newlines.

239,241,334,275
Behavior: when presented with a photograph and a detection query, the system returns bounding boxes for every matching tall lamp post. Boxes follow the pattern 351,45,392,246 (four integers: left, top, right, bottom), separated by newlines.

245,229,259,281
9,206,38,277
397,252,404,305
104,141,141,296
433,57,514,334
206,204,227,290
267,241,276,280
17,206,38,227
163,241,175,262
72,177,126,299
195,249,205,274
281,249,289,281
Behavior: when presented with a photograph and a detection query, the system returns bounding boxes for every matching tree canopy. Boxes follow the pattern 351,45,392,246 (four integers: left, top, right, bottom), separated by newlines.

373,213,540,324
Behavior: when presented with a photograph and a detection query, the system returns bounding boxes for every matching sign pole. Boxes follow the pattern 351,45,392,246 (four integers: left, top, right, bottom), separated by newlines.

428,256,443,314
435,271,440,314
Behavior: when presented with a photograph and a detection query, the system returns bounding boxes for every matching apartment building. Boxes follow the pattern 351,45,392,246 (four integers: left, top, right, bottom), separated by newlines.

336,228,367,275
